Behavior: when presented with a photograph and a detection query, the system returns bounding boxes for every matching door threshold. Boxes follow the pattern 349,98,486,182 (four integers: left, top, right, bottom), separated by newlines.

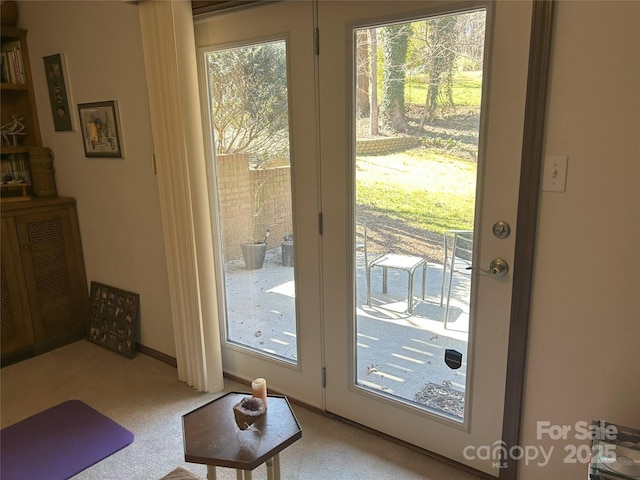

223,372,495,480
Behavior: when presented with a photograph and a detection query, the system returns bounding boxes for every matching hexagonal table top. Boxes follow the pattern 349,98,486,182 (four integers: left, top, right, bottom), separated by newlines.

183,391,302,471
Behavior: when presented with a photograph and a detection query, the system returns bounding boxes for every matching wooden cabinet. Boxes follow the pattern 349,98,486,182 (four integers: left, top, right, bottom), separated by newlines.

0,26,83,365
1,197,88,366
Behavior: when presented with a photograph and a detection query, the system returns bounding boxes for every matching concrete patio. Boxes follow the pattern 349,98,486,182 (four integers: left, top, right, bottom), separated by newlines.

223,245,472,420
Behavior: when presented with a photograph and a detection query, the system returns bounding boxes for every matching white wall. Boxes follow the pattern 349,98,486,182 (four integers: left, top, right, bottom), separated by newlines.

15,1,640,478
18,1,176,357
520,1,640,478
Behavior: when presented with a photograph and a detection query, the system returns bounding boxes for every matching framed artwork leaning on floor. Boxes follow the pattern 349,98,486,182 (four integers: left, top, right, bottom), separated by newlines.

87,281,139,358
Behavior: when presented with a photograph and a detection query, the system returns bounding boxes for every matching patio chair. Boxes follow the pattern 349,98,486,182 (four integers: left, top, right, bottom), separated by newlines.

440,230,473,328
356,223,427,314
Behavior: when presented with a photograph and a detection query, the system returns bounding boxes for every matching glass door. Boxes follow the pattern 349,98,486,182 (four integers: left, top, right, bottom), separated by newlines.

352,8,485,420
320,1,532,475
196,1,535,473
194,1,323,407
205,39,297,360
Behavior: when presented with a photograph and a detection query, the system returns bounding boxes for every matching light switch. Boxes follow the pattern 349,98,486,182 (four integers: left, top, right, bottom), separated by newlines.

543,155,568,192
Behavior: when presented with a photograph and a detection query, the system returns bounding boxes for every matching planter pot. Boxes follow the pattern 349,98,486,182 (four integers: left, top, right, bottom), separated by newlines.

281,234,294,267
241,242,267,270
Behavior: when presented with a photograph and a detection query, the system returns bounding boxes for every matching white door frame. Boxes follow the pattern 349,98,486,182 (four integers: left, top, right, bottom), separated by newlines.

319,1,530,474
194,1,324,408
189,1,556,477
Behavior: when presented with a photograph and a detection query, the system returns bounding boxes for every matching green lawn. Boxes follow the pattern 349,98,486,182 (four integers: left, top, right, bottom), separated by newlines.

359,68,481,235
356,148,476,234
406,70,483,107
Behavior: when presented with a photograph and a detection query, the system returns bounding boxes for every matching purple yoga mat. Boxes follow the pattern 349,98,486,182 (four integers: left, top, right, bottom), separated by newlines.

1,399,134,480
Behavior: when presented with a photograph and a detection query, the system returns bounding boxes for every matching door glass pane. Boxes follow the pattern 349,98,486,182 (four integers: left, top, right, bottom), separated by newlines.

354,10,486,422
205,39,297,363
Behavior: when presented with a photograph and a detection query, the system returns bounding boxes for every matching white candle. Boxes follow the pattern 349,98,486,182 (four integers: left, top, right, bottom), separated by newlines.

251,377,268,408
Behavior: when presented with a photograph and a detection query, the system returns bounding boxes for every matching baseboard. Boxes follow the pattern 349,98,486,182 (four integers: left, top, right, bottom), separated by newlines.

135,343,177,367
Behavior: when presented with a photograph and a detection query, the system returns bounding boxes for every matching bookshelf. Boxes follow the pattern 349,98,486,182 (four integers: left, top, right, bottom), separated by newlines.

1,26,42,201
1,151,31,201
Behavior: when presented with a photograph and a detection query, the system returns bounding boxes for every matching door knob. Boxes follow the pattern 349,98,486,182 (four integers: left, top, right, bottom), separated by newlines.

488,258,509,277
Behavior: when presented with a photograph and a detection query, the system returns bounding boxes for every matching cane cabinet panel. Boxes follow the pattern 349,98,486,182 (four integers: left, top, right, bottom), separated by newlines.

1,197,88,365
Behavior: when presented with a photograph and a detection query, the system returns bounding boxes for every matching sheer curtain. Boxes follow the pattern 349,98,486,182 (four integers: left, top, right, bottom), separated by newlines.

137,0,223,392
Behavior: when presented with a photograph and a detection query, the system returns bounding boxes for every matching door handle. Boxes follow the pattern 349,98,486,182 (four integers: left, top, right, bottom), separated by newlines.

466,258,509,277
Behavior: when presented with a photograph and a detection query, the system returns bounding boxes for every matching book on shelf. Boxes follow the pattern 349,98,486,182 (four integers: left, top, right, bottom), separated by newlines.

1,53,10,83
0,41,25,84
1,152,31,186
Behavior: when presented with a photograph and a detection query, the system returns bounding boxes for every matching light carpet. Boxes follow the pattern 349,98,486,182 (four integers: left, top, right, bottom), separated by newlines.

0,341,488,480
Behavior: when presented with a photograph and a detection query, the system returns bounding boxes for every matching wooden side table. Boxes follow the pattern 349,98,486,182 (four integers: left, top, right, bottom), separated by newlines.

183,392,302,480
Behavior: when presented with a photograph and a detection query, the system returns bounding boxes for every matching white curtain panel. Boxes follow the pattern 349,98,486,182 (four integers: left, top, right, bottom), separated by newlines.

137,0,224,392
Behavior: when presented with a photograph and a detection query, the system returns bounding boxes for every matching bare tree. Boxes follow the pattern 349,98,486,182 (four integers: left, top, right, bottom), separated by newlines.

207,41,289,163
356,30,370,117
369,28,379,136
420,15,459,127
455,11,486,71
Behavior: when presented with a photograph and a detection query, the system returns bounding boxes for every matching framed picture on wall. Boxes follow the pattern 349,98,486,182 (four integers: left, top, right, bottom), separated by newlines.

77,100,123,158
87,281,139,359
43,53,74,132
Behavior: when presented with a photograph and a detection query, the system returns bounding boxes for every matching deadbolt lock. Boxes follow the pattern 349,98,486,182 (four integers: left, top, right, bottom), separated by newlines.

492,221,511,239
